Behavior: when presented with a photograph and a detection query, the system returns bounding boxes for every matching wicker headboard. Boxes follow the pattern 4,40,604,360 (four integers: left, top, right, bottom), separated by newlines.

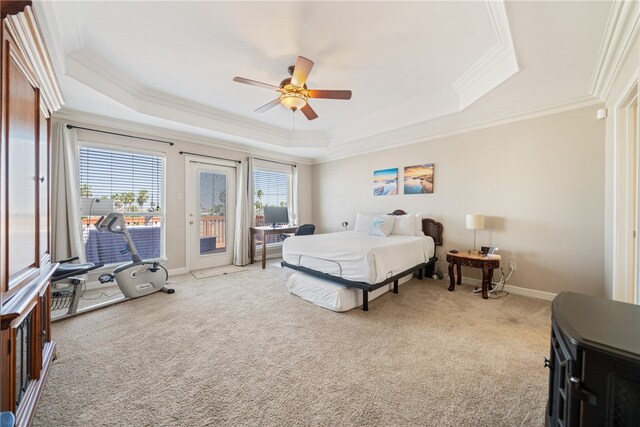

390,209,444,246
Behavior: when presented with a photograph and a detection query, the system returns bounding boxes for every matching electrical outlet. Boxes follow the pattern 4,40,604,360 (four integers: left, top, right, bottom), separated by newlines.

509,261,518,271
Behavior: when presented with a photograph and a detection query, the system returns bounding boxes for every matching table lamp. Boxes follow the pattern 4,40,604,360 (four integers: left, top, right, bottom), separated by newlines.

466,214,484,254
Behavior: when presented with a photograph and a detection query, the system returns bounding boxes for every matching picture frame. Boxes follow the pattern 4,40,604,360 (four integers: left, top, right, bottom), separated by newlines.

373,168,398,196
403,163,434,194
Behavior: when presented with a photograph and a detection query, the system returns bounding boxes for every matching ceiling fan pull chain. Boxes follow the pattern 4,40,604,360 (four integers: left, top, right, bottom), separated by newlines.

292,110,295,132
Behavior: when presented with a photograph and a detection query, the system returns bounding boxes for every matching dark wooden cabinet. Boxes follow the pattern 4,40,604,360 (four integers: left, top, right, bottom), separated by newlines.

1,2,63,425
546,292,640,427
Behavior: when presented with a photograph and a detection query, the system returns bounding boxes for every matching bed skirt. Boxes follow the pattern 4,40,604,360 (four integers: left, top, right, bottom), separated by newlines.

287,272,414,312
281,257,437,311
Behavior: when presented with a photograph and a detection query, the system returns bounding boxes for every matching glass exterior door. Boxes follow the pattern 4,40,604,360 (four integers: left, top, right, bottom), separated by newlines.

188,163,235,271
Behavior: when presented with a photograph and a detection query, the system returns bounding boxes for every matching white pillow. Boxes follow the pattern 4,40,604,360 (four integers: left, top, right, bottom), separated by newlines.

414,212,425,236
391,213,417,236
368,215,396,237
354,212,377,232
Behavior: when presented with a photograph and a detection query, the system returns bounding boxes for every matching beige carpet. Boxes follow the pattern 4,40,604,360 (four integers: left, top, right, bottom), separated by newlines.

34,264,551,426
191,265,248,279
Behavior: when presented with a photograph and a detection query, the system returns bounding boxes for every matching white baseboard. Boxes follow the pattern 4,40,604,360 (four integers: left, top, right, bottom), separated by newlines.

462,276,556,301
502,284,556,301
255,250,284,261
168,267,187,277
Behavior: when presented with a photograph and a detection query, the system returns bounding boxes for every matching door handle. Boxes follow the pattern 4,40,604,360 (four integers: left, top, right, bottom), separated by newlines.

189,220,194,225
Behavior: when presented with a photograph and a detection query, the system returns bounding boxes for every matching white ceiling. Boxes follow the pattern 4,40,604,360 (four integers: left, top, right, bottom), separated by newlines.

35,1,612,162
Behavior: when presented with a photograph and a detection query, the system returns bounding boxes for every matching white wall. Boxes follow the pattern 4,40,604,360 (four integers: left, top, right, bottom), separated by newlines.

312,106,605,296
55,115,312,272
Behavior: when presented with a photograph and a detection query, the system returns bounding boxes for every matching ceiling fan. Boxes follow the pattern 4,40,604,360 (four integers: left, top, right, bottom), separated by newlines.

233,56,352,121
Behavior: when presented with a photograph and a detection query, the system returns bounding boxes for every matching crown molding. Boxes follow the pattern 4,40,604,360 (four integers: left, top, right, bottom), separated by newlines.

4,5,65,113
32,0,66,74
328,88,459,147
44,0,518,152
331,0,518,146
589,0,640,100
64,49,331,149
37,0,603,164
313,96,602,164
452,0,519,110
53,108,314,166
57,95,599,167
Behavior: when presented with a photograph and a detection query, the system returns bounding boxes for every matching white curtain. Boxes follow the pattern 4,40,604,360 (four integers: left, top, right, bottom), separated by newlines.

248,156,255,228
51,122,85,262
291,164,299,225
233,156,255,266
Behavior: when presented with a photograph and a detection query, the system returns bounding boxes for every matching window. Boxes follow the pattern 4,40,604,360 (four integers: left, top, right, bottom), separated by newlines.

79,146,165,265
253,161,294,244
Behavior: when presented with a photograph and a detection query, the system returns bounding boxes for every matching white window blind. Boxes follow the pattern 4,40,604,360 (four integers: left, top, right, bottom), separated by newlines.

79,146,165,265
254,170,289,210
253,167,291,244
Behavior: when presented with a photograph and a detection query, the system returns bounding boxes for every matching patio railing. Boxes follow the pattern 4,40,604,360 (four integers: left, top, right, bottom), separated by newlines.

198,214,281,248
200,215,226,248
82,214,282,252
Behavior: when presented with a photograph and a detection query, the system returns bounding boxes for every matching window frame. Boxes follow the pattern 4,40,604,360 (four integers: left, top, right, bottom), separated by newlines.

253,162,294,248
78,141,167,265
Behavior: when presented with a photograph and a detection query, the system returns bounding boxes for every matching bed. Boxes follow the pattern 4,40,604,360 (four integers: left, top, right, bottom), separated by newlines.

281,210,444,311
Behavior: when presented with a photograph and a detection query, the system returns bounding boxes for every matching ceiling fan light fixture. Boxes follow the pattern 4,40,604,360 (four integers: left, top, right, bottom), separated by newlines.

233,55,351,120
280,92,307,111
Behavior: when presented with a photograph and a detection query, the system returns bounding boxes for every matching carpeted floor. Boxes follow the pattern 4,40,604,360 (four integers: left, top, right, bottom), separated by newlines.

33,263,551,426
191,265,249,279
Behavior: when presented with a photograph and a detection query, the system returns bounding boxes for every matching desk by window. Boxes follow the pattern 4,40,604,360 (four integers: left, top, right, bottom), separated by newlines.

250,225,298,269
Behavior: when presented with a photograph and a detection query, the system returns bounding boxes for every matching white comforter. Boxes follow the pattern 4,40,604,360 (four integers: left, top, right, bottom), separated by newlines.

282,231,435,284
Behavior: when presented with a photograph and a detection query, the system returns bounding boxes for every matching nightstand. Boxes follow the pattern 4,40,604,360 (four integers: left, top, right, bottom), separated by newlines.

446,251,501,299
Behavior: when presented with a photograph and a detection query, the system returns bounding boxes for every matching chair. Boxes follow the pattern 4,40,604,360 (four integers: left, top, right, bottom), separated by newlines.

281,224,316,240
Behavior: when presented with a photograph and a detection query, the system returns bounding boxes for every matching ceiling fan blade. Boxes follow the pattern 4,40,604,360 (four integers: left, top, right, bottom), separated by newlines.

307,89,352,100
300,103,318,121
291,56,314,87
255,98,281,113
233,77,279,91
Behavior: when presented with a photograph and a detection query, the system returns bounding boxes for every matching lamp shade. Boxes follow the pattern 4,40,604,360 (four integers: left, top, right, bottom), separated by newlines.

280,92,307,111
465,214,485,230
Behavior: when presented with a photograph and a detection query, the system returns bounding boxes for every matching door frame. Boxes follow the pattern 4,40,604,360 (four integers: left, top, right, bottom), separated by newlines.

612,70,639,304
184,156,238,273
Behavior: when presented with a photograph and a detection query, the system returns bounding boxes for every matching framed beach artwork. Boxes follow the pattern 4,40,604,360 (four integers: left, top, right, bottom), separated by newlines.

404,163,434,194
373,168,398,196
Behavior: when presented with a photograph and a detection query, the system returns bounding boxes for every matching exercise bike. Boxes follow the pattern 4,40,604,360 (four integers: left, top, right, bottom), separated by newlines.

50,257,104,319
95,212,174,298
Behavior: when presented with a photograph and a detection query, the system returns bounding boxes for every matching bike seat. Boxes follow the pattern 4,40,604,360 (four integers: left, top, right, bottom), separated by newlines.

52,263,100,280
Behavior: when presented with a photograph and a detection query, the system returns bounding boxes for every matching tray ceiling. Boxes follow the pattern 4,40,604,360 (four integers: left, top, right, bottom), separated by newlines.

36,1,612,161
